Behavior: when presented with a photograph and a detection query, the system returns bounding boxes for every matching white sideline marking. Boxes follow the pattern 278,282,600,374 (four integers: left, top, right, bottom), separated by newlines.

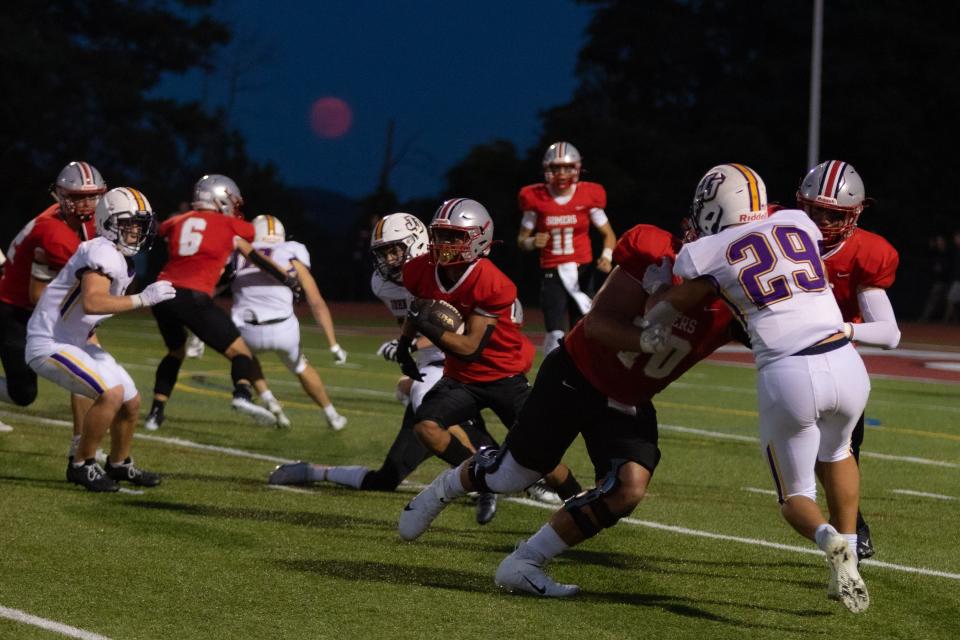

505,497,960,581
267,485,316,495
117,488,144,495
742,486,778,496
891,489,956,501
0,606,111,640
134,434,294,465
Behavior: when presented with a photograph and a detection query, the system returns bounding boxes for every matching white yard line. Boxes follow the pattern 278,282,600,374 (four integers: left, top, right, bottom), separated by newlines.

891,489,956,501
742,486,778,496
0,606,111,640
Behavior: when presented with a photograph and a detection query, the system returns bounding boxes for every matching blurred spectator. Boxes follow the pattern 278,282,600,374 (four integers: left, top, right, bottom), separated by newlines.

919,234,950,322
945,231,960,323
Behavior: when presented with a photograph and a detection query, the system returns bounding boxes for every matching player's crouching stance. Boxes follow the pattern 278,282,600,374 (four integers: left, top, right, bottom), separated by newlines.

26,188,174,492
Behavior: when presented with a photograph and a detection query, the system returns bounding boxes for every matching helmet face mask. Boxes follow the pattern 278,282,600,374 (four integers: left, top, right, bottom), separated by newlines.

95,188,156,256
370,213,428,282
192,174,244,218
542,142,582,191
797,160,865,250
53,161,107,223
685,163,768,240
428,199,493,267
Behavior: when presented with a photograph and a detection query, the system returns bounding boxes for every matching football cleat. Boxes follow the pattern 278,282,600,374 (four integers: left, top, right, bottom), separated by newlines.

524,479,563,505
398,468,456,540
0,419,13,433
327,413,347,431
144,407,164,432
824,532,870,613
495,542,580,597
231,386,277,426
268,461,319,485
185,334,205,359
67,460,119,492
104,457,161,487
475,492,498,525
856,519,876,560
267,401,291,428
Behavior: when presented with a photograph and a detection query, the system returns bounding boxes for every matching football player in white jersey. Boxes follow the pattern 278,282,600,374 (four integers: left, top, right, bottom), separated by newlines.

268,213,556,523
230,214,346,429
26,188,176,491
639,164,871,614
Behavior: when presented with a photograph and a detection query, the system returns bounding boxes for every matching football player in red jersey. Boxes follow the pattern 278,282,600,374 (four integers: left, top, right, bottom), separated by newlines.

0,162,103,445
396,199,583,505
797,160,901,560
517,142,617,355
144,174,304,431
398,219,739,596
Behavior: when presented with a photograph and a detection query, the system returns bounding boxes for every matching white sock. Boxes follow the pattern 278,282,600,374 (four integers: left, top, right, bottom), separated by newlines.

442,467,467,499
524,524,569,564
542,330,564,355
844,533,859,556
814,523,839,551
0,378,11,404
323,404,339,420
260,390,277,404
325,465,367,488
69,434,82,458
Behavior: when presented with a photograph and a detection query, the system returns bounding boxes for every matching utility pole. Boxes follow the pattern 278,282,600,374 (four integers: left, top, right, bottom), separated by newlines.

807,0,824,169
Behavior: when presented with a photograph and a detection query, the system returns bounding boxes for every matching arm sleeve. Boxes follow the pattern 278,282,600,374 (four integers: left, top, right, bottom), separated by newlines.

589,208,609,227
520,210,538,230
850,287,900,349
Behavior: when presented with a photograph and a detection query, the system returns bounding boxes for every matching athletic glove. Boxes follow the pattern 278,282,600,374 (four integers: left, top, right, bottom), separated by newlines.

396,335,423,381
638,321,669,354
330,343,347,364
134,280,176,308
285,274,305,302
642,257,673,295
377,339,399,361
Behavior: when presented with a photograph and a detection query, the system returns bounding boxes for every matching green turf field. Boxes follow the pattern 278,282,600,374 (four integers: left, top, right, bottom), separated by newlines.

2,312,958,639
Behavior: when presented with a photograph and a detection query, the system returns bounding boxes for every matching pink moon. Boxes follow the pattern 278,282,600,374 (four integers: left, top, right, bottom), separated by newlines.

310,97,353,138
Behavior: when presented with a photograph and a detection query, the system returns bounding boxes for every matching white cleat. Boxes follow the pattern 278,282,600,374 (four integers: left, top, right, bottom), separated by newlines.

825,533,870,613
327,413,347,431
495,542,580,597
0,419,13,433
524,479,563,505
269,461,318,485
185,335,205,359
143,414,161,431
268,401,291,428
231,396,277,426
398,469,455,541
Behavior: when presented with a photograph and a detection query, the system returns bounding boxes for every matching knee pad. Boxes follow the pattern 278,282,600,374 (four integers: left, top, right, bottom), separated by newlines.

564,460,629,539
153,354,183,397
231,354,255,385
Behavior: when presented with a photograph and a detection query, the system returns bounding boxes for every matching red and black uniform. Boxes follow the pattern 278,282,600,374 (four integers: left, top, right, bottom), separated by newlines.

402,254,534,436
504,224,735,479
151,210,255,355
0,206,93,406
519,181,607,333
823,227,899,461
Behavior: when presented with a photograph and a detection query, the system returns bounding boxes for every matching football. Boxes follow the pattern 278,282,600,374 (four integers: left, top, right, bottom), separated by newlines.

413,298,465,334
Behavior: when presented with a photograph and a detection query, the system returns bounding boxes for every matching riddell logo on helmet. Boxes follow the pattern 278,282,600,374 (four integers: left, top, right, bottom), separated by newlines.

739,213,766,223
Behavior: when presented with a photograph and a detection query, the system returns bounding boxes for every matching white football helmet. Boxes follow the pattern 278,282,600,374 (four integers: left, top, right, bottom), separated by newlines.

797,160,866,249
685,163,768,240
192,174,244,218
542,141,582,190
370,212,428,282
94,187,157,256
429,198,494,265
53,161,107,223
252,214,286,244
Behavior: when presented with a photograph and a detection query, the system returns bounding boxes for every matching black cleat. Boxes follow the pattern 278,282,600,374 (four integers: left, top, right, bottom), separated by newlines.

67,460,119,492
475,492,498,525
144,406,164,432
105,457,161,487
856,519,875,560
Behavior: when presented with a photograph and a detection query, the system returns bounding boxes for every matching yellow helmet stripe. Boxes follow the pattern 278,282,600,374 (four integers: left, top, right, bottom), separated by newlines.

127,188,147,212
266,216,275,236
373,217,386,241
729,163,761,211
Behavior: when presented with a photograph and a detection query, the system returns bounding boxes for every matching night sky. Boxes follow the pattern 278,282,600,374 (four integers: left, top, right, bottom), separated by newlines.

156,0,593,200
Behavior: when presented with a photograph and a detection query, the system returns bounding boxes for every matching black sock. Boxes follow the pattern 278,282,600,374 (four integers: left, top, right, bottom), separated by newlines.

555,471,583,501
856,511,868,530
153,355,183,397
231,354,255,387
437,436,472,466
150,398,166,417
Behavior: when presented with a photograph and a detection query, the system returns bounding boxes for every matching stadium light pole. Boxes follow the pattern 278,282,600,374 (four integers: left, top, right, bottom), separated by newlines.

807,0,824,169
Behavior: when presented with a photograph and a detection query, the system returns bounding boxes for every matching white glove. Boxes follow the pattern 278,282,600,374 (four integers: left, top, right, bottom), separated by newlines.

642,257,673,295
377,339,399,362
638,321,669,354
330,343,347,364
135,280,176,308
